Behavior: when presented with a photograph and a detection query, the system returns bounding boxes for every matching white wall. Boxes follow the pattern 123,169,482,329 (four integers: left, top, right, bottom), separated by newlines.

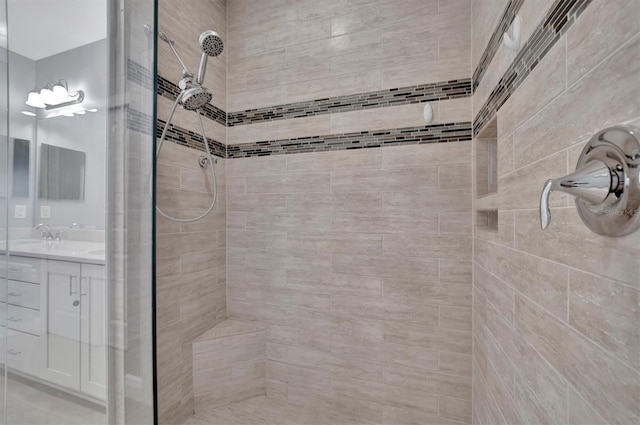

34,39,108,230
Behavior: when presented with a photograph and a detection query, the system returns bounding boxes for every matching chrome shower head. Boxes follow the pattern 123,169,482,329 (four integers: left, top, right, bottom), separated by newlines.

199,30,224,57
196,30,224,84
180,86,212,111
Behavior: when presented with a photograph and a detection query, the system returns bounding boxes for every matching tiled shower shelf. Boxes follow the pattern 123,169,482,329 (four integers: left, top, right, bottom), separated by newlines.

476,209,499,232
475,117,498,198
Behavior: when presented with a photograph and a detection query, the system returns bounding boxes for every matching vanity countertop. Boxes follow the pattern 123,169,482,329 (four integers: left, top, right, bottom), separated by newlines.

0,239,105,265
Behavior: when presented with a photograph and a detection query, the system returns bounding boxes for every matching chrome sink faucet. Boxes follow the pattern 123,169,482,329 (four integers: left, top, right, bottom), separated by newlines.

35,223,53,241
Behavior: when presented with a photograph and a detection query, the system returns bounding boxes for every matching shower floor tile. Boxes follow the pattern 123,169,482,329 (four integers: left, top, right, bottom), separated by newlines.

182,396,377,425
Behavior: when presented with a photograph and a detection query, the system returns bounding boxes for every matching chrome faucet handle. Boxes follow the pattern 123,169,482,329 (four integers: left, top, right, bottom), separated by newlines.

54,231,64,241
69,223,84,229
35,223,52,241
540,125,640,237
540,160,614,229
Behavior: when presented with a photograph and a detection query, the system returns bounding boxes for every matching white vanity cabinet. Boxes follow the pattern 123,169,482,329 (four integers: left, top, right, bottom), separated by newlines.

0,255,44,378
79,264,107,399
40,259,107,400
40,260,82,389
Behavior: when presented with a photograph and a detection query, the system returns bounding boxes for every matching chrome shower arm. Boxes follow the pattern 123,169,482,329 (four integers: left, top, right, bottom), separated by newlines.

159,31,192,76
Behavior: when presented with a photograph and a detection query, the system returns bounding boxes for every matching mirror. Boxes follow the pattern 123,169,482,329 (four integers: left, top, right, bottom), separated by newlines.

38,143,86,200
0,137,31,198
12,138,30,197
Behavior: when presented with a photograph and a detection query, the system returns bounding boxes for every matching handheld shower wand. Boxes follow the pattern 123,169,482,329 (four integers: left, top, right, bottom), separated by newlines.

196,30,224,85
154,29,224,223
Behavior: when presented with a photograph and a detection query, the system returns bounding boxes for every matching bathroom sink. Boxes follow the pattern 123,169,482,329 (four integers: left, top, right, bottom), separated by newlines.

1,239,106,263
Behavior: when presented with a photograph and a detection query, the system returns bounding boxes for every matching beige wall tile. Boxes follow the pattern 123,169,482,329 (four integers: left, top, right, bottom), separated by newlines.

246,172,330,194
384,278,471,307
566,0,640,85
513,34,640,169
227,194,287,212
439,212,472,235
569,269,640,369
384,321,471,354
439,351,472,378
439,98,472,123
497,150,569,210
332,378,439,414
568,387,607,425
514,208,640,286
382,143,472,169
227,155,286,177
383,364,471,400
516,294,640,424
332,211,438,234
439,306,472,332
439,396,471,423
286,149,381,172
330,102,438,134
513,372,555,425
331,253,438,280
382,56,470,90
475,239,568,319
383,189,472,212
245,211,331,232
331,166,439,193
227,115,330,144
474,263,515,323
497,37,567,139
382,234,472,260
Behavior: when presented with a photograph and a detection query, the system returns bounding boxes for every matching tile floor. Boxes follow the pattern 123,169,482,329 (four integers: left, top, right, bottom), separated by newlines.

3,374,106,425
182,396,376,425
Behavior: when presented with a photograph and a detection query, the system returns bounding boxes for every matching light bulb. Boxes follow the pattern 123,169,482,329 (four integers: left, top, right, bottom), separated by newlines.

87,108,97,112
20,110,36,117
25,91,45,108
75,110,86,115
52,83,68,102
40,88,55,105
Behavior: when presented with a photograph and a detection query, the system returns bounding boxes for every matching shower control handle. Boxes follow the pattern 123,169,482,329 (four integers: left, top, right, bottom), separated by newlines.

540,160,614,229
539,125,640,237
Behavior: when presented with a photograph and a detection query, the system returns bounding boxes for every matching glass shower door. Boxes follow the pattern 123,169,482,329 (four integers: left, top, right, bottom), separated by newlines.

0,0,157,424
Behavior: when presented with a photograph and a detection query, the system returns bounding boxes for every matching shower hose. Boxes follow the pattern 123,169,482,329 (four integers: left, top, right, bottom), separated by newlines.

154,92,218,223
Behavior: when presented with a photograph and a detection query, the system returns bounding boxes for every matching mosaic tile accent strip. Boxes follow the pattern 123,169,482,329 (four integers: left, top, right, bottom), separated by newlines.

473,0,592,135
472,0,525,91
127,106,153,135
157,75,227,127
157,119,227,158
127,59,154,90
227,79,472,127
127,59,227,127
226,122,472,158
126,106,226,158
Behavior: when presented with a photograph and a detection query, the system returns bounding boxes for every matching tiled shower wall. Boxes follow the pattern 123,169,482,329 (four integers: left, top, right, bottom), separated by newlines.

155,1,227,424
472,0,640,424
225,0,474,423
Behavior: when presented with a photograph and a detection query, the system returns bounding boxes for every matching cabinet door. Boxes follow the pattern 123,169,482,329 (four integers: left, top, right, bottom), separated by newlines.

80,264,107,400
40,260,81,390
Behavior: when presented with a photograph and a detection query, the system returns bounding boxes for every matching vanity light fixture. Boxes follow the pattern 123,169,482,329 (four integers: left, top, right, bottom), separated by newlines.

25,79,84,110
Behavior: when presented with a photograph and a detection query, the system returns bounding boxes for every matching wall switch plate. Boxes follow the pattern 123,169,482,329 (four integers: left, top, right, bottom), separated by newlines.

14,205,26,218
40,205,51,218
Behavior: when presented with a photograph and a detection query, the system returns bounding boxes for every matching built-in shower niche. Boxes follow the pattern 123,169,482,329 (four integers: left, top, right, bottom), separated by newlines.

475,117,497,198
476,209,498,232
